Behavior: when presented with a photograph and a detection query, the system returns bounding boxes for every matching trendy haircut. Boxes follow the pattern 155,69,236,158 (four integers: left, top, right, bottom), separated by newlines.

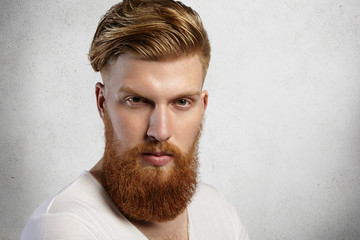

89,0,210,77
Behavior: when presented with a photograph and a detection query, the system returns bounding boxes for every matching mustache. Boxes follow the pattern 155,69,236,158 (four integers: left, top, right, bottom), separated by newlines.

111,141,191,169
132,142,180,155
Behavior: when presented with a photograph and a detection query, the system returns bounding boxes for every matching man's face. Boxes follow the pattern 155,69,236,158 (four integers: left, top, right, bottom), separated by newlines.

97,54,208,166
95,54,208,222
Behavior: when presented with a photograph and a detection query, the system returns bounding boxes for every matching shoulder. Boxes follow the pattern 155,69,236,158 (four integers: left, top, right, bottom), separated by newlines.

30,171,102,217
21,212,98,240
21,172,109,239
190,183,236,217
191,183,232,210
188,183,249,240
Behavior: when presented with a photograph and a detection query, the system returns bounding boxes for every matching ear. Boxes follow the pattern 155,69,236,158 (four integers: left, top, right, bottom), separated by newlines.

95,82,106,119
201,90,208,116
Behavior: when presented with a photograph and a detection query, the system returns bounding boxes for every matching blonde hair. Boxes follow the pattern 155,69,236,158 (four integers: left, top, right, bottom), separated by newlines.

89,0,210,76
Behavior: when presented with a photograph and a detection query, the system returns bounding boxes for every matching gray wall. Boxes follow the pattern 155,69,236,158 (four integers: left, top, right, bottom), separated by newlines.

1,0,360,239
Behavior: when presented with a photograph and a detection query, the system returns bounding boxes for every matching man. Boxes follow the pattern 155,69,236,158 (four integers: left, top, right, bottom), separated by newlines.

21,0,249,239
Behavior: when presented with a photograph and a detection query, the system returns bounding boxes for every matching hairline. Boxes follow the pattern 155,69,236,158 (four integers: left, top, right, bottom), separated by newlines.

100,52,207,85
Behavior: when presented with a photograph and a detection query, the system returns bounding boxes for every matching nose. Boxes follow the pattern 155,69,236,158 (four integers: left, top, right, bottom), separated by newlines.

147,105,172,142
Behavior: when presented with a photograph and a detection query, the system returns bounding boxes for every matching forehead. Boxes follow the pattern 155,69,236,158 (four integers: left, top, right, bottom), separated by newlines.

101,54,204,94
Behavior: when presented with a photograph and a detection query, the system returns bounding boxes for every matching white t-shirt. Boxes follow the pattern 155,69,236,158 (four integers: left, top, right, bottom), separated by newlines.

21,171,249,240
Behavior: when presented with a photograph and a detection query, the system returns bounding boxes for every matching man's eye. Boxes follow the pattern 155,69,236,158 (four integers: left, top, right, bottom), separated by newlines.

177,99,188,106
124,97,146,107
128,97,143,103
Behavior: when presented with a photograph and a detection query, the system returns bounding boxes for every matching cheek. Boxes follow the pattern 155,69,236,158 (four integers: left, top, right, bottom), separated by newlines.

173,111,203,151
109,110,149,148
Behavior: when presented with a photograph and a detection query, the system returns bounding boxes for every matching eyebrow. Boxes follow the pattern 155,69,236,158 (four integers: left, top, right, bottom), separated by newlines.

117,86,146,96
117,86,201,99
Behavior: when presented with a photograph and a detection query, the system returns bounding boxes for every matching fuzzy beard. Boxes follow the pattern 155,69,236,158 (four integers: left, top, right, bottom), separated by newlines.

102,111,201,222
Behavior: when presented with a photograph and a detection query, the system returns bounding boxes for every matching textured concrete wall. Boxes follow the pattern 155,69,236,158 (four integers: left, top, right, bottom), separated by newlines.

1,0,359,239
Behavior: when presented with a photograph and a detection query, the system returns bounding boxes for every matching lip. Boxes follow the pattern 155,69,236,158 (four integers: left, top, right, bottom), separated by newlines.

141,152,173,166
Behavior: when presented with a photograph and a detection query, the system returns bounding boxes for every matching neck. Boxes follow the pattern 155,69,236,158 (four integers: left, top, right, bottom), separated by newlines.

89,159,189,240
89,158,106,187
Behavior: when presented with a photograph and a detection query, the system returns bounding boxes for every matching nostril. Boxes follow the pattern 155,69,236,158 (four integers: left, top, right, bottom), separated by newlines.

147,135,157,141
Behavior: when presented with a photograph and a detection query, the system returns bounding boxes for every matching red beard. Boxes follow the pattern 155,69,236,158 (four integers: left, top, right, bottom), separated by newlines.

102,111,201,222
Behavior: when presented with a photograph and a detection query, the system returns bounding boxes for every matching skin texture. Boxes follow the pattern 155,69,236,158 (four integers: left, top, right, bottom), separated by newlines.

91,54,208,239
97,54,207,154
